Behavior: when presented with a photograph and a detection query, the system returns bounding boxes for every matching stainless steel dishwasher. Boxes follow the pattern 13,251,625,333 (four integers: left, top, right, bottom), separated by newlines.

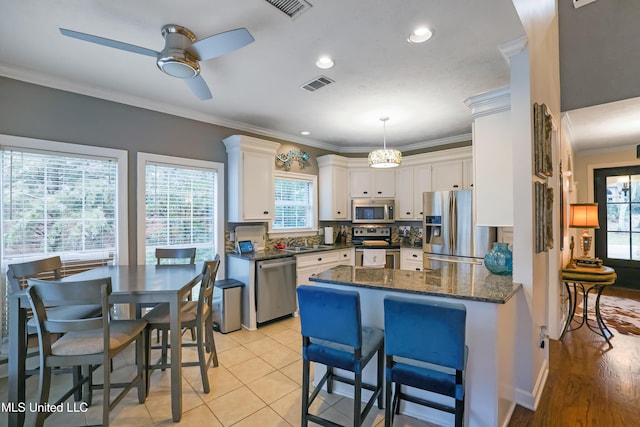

255,256,297,324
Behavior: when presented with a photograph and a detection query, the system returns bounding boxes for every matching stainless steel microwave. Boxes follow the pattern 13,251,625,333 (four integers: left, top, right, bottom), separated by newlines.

352,199,395,223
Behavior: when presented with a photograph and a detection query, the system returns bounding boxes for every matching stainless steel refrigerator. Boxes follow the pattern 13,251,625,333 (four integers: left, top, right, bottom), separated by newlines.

422,189,496,269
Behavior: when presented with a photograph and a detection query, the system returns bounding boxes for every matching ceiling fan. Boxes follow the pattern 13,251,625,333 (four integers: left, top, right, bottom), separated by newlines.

59,25,255,100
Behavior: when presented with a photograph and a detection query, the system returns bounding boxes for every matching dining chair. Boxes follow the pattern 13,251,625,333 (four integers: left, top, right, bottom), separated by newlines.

26,277,147,427
296,285,384,427
144,255,220,394
383,296,468,427
7,256,101,391
137,247,198,342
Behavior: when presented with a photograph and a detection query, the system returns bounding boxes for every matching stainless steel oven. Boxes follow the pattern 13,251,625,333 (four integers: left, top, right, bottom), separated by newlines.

352,226,400,269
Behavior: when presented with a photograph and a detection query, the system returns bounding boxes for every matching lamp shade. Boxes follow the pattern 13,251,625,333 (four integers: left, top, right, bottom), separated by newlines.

569,203,599,229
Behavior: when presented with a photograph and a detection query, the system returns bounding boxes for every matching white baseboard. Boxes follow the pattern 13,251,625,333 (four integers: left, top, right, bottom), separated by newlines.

515,359,549,410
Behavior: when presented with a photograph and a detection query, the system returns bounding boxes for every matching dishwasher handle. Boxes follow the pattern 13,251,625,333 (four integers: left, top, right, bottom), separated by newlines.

258,259,296,270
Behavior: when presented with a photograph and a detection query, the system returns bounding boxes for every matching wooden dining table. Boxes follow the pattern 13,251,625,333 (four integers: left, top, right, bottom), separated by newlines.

8,263,203,426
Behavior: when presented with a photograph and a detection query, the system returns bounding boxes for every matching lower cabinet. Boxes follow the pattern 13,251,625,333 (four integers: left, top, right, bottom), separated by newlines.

296,248,354,287
400,247,424,271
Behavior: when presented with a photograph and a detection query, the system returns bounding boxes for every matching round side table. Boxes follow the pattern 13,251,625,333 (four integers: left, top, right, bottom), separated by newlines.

560,265,617,345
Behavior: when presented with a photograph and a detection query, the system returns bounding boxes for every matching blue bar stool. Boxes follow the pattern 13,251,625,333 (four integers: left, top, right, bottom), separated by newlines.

383,296,468,427
297,285,384,427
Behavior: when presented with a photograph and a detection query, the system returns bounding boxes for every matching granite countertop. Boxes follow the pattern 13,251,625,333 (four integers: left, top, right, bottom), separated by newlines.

309,265,521,304
226,243,355,261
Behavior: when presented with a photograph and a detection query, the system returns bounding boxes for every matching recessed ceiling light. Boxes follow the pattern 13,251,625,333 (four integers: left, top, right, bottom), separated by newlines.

408,27,433,44
300,131,311,136
315,56,334,69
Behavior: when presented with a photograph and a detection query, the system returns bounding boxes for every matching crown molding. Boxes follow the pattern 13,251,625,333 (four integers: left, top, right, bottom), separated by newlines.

499,36,528,64
465,86,511,118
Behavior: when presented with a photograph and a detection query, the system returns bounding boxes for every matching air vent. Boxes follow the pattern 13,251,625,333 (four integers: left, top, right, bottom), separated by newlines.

301,75,334,92
265,0,312,19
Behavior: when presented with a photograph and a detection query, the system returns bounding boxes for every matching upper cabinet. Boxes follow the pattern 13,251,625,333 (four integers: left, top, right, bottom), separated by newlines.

349,169,395,198
224,135,280,222
431,160,464,191
465,87,513,226
318,155,350,221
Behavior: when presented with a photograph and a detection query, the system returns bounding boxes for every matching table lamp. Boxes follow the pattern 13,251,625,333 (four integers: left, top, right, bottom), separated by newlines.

569,203,599,260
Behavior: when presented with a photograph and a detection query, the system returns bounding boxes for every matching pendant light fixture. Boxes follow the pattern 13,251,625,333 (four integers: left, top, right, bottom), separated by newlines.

368,117,402,168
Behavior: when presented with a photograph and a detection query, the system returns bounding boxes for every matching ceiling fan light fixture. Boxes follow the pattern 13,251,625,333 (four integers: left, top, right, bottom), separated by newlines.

368,117,402,168
157,50,200,78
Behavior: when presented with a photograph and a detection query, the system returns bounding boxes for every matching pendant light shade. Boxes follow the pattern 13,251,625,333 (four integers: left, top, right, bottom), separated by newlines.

368,117,402,168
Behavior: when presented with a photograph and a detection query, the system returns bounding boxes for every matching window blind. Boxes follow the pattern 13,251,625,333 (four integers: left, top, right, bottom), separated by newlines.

144,162,217,264
273,177,313,229
1,147,119,344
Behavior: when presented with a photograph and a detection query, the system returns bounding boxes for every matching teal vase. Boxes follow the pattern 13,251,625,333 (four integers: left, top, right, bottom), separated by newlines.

484,242,513,275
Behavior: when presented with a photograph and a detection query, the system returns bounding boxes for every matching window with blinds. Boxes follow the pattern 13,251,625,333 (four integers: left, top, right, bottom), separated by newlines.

144,162,218,264
1,144,122,344
272,172,317,231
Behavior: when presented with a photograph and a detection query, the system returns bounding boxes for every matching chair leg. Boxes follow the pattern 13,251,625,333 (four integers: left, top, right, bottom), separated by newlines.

144,328,152,396
103,356,110,427
197,322,210,394
301,358,311,427
161,328,168,372
72,366,83,401
327,366,334,393
35,365,52,427
82,364,93,405
137,333,146,404
377,348,384,409
206,316,218,367
455,398,464,427
384,379,393,427
353,372,362,427
393,384,401,415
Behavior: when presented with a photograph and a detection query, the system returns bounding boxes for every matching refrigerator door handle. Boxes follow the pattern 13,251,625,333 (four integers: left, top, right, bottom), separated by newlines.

449,192,457,252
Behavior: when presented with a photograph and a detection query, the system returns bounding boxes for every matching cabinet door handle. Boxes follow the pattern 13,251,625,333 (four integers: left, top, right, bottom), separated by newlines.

453,184,459,188
363,191,368,194
263,211,269,215
377,191,382,194
406,212,411,215
412,254,418,258
317,257,323,262
337,211,341,214
419,211,423,215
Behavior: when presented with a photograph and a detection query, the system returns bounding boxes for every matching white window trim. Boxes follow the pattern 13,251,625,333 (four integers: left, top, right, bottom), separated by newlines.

0,134,129,264
269,171,318,237
136,152,225,278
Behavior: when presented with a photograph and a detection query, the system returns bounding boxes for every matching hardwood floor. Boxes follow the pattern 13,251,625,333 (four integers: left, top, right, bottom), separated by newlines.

509,286,640,427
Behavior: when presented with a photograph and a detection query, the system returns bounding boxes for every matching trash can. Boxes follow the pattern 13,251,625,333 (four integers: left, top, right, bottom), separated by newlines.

212,279,243,333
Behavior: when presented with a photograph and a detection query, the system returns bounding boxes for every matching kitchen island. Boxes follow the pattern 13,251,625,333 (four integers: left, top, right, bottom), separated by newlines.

309,265,524,427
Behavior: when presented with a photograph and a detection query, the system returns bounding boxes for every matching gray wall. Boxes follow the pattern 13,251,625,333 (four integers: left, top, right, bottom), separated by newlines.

559,0,640,111
0,76,333,264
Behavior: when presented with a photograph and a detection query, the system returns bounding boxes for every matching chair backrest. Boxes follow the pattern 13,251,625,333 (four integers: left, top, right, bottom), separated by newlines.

384,296,466,371
197,255,220,319
26,277,111,356
297,285,362,349
7,256,62,293
155,247,196,265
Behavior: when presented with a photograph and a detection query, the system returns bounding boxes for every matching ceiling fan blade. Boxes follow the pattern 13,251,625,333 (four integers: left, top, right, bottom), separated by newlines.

60,28,159,58
188,28,254,61
185,75,212,100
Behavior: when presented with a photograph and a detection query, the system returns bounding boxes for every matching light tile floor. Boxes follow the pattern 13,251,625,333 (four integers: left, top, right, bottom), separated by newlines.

0,316,437,426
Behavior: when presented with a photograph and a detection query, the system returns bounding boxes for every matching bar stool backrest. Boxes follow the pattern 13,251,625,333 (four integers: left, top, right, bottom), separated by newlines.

297,285,362,349
384,296,466,370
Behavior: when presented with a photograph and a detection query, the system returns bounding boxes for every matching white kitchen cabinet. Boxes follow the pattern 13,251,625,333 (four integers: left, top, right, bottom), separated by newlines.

463,158,473,189
431,160,465,191
400,247,423,271
466,86,513,226
224,135,280,222
395,167,415,219
318,155,349,220
295,248,352,287
413,164,432,218
350,169,395,198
